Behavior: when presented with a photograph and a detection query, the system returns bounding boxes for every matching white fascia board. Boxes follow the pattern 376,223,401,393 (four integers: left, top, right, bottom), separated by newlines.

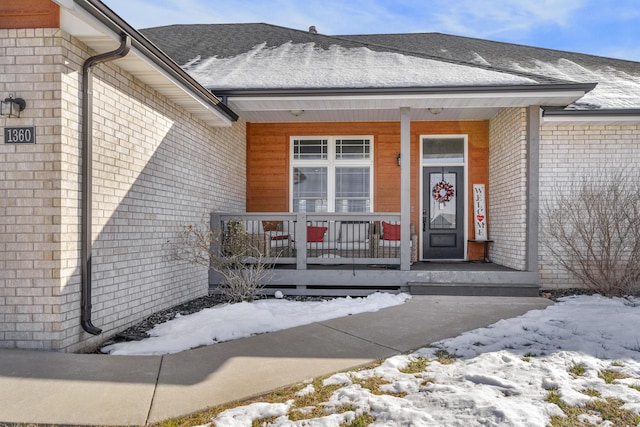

227,89,590,112
542,114,640,124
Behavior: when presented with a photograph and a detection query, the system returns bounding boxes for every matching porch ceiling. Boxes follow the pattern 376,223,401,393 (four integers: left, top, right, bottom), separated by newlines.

223,85,595,123
228,107,500,122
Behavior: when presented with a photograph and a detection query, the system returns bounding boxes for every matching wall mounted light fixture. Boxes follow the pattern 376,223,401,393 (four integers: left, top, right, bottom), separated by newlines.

1,95,26,118
397,152,401,166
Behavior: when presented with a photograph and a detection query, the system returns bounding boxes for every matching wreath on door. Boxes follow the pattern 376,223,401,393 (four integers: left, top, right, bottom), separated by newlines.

432,181,455,203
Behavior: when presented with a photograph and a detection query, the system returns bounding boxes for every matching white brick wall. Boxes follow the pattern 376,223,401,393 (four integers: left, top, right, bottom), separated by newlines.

1,29,246,352
488,108,528,270
0,28,64,350
539,122,640,289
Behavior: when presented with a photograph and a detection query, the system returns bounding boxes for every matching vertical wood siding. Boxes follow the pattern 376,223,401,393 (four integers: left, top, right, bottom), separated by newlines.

0,0,59,29
247,121,489,260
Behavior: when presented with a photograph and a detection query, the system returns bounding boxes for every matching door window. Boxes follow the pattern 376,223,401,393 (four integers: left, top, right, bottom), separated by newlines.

429,171,457,230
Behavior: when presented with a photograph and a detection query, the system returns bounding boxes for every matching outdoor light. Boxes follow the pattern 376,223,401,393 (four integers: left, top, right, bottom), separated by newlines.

290,109,304,117
428,107,443,115
1,95,26,118
397,153,401,166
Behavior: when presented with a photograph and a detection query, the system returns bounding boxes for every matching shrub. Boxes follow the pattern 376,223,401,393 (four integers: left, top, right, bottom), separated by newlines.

541,170,640,296
171,221,274,303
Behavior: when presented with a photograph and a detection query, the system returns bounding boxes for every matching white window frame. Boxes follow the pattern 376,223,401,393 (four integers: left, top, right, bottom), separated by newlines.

290,136,374,212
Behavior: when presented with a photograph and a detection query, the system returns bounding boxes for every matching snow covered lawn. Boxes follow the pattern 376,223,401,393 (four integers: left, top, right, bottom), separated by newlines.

102,292,411,356
203,295,640,427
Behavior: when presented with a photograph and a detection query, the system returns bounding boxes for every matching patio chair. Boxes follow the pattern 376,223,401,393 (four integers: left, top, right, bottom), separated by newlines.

372,221,418,263
300,220,373,261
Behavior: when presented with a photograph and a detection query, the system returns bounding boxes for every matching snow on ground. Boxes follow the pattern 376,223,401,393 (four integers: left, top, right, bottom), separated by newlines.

202,295,640,427
101,292,410,355
183,42,536,89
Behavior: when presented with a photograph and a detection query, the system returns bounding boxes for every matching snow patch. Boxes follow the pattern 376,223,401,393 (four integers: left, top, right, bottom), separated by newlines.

184,42,536,89
207,295,640,426
101,292,410,355
511,58,640,108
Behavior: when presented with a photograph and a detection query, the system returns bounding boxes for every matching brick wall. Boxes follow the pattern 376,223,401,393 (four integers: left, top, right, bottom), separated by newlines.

488,108,528,270
0,28,65,350
0,29,246,351
539,122,640,289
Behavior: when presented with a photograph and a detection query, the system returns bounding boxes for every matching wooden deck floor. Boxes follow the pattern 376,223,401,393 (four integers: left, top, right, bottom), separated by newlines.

274,261,516,272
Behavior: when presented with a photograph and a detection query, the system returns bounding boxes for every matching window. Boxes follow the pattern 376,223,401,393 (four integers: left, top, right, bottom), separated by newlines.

422,137,465,164
291,136,373,212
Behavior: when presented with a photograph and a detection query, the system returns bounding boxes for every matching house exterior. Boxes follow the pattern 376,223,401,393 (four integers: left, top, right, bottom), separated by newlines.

142,24,640,291
1,0,639,352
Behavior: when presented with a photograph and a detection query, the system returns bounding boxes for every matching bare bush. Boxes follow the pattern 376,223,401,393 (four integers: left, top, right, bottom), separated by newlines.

171,221,274,303
541,170,640,296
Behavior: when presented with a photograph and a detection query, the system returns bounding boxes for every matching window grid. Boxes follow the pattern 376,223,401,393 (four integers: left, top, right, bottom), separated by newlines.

293,138,328,160
291,136,374,213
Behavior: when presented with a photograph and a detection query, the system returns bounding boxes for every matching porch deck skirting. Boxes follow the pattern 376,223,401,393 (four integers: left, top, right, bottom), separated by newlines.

209,212,539,297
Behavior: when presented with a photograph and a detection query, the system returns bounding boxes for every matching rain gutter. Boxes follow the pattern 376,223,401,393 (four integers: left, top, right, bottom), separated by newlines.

212,82,597,98
542,107,640,123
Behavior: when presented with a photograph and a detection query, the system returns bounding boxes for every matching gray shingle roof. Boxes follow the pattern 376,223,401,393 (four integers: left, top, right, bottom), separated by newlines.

140,23,640,109
141,23,363,64
340,32,640,80
141,23,562,85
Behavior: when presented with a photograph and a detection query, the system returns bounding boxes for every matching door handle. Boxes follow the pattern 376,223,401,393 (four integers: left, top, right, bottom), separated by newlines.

422,210,427,232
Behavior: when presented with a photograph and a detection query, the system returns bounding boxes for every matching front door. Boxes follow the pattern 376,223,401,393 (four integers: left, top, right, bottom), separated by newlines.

423,166,464,259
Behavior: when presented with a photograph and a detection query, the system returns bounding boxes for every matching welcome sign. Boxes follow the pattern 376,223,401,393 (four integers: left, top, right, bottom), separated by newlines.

473,184,487,240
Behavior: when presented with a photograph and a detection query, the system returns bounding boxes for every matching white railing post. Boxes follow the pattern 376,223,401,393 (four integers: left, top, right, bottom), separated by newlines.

400,107,412,270
296,212,307,270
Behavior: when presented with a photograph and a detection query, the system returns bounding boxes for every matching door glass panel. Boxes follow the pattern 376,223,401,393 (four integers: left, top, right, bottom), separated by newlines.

293,167,327,212
429,172,457,230
423,138,464,163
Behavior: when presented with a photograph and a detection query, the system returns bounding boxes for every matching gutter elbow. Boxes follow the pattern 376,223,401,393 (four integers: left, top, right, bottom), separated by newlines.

81,319,102,336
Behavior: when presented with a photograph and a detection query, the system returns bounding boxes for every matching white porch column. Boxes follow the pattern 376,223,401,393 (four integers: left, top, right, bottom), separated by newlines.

400,107,411,270
526,106,541,273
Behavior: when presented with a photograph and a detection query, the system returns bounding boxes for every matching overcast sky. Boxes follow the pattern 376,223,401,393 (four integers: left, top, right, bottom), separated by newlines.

103,0,640,61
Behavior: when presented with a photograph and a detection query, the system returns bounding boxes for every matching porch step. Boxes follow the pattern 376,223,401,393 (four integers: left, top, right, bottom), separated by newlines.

408,282,540,297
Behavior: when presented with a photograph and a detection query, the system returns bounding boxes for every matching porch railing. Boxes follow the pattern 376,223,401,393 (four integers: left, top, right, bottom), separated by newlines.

211,212,417,270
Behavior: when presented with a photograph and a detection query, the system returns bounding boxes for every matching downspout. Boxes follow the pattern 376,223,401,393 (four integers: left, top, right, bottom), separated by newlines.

81,35,131,335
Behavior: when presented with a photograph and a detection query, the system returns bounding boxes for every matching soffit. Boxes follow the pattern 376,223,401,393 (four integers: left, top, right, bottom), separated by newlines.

224,87,592,123
56,1,233,127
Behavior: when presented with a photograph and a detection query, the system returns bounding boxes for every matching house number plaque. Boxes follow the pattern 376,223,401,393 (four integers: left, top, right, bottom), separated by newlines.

4,126,36,144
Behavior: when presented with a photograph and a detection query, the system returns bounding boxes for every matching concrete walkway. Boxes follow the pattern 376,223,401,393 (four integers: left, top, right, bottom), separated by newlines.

0,296,552,426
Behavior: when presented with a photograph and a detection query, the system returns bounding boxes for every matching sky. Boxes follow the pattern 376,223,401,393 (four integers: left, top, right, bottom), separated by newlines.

102,0,640,61
98,293,640,426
